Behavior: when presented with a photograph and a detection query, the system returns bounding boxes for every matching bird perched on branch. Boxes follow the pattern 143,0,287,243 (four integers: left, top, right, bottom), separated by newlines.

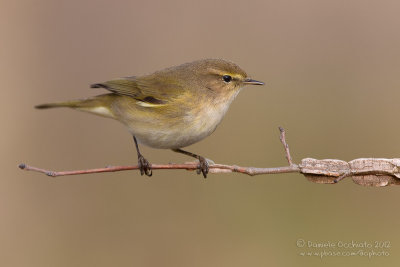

36,59,264,177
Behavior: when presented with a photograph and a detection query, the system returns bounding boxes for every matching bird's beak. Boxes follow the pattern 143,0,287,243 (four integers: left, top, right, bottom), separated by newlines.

243,78,264,85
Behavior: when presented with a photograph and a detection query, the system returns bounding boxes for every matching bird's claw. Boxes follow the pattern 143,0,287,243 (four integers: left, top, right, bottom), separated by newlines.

196,156,209,178
138,155,152,176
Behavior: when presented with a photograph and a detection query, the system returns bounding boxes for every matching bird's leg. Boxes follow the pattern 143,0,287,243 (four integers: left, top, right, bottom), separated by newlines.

133,136,152,176
172,148,210,178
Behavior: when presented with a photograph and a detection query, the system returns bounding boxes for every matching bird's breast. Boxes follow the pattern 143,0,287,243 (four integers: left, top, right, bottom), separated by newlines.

125,90,240,149
185,100,229,136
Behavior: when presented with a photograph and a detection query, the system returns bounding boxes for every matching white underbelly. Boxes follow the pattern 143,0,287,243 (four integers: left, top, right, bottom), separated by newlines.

132,115,222,149
127,90,240,149
131,103,230,149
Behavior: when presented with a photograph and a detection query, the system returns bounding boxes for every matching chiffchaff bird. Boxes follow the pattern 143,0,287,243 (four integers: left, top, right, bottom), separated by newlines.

36,59,264,177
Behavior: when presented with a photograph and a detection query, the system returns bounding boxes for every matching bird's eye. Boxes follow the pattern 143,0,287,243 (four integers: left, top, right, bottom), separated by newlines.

222,75,232,83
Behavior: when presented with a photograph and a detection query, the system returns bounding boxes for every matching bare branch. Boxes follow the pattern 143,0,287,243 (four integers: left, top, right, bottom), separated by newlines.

18,163,300,177
18,127,400,187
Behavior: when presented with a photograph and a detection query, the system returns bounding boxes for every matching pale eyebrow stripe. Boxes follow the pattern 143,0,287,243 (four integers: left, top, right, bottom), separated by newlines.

207,68,243,79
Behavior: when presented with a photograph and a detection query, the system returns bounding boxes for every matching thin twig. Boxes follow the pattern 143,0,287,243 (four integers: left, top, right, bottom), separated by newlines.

279,127,293,166
18,163,300,177
333,171,351,183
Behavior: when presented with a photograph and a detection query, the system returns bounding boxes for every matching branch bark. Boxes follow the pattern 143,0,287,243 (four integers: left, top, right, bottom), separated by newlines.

19,128,400,187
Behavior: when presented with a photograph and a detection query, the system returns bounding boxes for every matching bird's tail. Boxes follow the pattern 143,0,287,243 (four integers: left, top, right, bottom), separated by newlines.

35,101,83,109
35,94,116,119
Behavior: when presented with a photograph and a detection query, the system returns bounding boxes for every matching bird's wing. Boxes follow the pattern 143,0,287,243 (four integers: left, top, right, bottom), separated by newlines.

91,75,184,104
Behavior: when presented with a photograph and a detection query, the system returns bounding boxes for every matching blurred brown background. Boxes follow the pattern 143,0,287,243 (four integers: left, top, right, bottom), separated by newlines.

1,0,400,266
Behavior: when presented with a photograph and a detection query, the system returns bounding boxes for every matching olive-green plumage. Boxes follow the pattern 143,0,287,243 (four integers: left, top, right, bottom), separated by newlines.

36,59,264,177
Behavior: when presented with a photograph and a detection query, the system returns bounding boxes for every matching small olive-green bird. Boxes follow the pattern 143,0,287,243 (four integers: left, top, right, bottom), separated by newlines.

36,59,264,177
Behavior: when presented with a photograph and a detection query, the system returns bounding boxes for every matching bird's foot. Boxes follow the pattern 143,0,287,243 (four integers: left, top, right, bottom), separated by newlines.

205,158,215,165
196,156,210,178
138,155,152,176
